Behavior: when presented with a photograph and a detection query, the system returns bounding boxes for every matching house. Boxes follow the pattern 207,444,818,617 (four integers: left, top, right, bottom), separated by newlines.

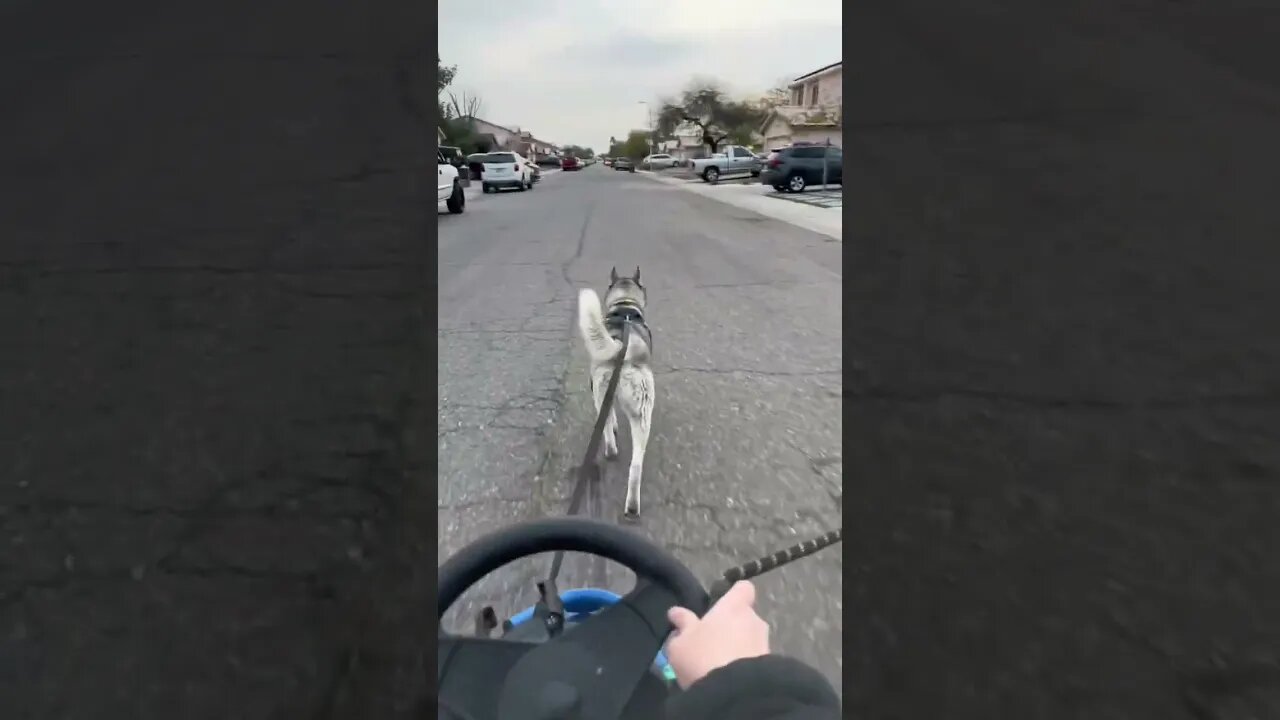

451,118,559,160
463,117,519,154
510,129,560,163
759,60,842,150
656,124,709,161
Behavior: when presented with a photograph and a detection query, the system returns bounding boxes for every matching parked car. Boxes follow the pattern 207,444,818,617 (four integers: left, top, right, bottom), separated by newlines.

561,156,582,171
479,151,535,192
613,157,635,172
466,152,488,181
759,144,843,193
440,145,465,170
641,153,680,169
689,145,761,182
437,150,464,214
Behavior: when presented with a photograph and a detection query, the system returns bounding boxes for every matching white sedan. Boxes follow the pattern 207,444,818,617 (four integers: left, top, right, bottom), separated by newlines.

641,153,681,169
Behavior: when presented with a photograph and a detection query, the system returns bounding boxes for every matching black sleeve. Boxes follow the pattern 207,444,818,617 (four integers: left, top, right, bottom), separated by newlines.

663,655,842,720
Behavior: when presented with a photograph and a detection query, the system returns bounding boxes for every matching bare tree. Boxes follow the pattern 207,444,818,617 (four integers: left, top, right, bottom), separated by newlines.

655,80,765,154
759,76,794,109
445,91,483,121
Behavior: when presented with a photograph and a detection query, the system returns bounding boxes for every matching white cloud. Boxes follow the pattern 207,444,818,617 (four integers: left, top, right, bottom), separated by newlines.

438,0,842,152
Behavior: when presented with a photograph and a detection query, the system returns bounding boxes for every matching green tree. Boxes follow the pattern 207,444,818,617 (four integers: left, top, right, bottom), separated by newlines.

655,80,765,154
436,58,488,154
611,131,650,160
561,144,595,159
438,54,456,94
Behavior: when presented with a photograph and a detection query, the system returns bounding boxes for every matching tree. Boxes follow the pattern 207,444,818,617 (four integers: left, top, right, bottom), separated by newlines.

437,54,456,95
609,131,650,160
758,77,794,110
436,56,487,154
655,80,766,154
561,144,595,159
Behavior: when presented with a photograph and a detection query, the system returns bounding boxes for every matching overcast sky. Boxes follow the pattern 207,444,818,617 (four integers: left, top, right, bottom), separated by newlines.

438,0,843,153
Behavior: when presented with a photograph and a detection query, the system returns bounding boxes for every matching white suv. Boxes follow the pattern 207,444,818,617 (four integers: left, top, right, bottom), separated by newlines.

479,151,535,193
438,150,464,214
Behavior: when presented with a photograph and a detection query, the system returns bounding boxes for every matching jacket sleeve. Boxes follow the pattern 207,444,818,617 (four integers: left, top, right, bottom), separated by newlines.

663,655,842,720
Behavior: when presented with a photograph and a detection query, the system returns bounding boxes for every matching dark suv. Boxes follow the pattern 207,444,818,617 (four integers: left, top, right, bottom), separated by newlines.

760,144,842,193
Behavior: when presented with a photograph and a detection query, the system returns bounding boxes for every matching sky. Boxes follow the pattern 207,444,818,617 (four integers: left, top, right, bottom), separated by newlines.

438,0,843,153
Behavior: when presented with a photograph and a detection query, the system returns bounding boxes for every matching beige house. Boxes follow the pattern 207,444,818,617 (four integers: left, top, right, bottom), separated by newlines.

465,117,519,153
656,124,708,161
452,118,559,160
510,128,560,162
760,60,842,150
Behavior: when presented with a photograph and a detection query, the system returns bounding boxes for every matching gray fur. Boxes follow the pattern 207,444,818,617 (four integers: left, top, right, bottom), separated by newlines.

577,267,655,519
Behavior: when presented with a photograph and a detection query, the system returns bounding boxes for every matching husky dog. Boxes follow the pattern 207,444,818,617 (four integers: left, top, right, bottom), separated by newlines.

577,267,654,519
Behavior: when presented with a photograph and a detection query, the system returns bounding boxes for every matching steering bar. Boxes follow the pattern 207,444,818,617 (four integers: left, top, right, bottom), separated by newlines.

436,517,709,720
438,516,708,615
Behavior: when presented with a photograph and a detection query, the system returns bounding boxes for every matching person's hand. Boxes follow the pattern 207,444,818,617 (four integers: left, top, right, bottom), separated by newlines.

664,580,771,689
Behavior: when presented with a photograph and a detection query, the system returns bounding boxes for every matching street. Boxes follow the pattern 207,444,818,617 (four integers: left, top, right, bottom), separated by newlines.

848,1,1280,718
437,167,844,689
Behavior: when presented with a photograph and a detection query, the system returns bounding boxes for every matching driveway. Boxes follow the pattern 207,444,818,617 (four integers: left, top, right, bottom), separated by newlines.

438,166,844,689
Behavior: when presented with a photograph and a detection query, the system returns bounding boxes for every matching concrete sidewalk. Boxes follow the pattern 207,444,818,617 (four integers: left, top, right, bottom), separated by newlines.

639,170,842,241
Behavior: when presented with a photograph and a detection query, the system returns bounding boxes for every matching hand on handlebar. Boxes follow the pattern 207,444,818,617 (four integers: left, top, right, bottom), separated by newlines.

664,580,770,690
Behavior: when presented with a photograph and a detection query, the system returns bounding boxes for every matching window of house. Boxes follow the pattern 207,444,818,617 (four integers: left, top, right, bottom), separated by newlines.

791,88,803,105
809,83,819,106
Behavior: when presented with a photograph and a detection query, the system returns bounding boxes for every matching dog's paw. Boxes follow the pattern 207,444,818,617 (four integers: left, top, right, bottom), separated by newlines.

622,499,640,521
603,438,619,460
620,509,640,524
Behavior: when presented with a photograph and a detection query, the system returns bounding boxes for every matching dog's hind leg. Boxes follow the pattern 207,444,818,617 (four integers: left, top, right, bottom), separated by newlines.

591,372,619,460
622,370,654,519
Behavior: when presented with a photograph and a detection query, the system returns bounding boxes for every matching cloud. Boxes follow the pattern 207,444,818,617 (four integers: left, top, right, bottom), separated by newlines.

553,32,698,68
438,0,842,151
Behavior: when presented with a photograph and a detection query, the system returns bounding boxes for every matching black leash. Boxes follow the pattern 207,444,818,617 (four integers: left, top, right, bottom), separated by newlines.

707,528,843,605
520,314,841,634
492,321,634,640
546,322,631,582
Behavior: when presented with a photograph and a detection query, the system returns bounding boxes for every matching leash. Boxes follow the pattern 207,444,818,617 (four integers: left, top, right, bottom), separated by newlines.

522,313,841,633
540,322,629,586
707,528,843,605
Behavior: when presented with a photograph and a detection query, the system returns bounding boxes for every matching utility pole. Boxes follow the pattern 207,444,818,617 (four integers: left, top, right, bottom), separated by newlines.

638,100,653,157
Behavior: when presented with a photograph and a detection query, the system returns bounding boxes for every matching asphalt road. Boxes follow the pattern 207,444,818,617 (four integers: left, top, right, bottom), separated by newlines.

437,167,844,689
849,1,1280,718
1,2,431,718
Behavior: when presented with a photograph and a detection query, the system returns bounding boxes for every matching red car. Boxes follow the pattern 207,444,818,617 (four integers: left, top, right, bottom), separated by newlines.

561,156,582,171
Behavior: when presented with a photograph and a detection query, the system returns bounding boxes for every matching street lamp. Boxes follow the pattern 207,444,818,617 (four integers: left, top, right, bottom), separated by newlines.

638,100,653,157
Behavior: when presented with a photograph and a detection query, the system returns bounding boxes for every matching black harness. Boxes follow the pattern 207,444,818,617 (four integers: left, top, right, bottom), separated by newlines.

604,302,651,351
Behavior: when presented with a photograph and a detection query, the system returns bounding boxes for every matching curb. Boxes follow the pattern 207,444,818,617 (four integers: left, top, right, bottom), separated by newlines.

633,169,841,242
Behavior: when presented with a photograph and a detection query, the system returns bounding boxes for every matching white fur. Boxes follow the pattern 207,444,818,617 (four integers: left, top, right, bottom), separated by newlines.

577,288,655,518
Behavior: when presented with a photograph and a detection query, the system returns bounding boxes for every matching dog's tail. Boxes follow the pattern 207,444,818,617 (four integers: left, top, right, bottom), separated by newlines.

577,288,622,362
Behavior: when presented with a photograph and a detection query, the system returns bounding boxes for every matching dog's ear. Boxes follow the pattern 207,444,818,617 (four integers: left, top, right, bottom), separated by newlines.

633,266,641,284
610,266,619,284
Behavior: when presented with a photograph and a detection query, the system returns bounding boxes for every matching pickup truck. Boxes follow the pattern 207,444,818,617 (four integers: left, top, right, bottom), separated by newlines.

438,150,465,214
689,145,762,182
